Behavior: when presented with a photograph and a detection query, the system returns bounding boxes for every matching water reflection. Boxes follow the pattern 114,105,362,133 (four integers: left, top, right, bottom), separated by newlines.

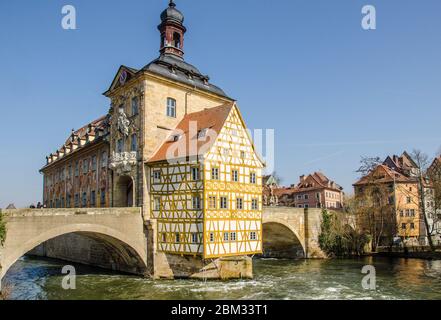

3,256,441,300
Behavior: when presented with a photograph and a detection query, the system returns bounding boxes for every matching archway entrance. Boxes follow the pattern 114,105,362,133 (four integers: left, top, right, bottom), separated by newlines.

262,222,305,259
114,175,134,207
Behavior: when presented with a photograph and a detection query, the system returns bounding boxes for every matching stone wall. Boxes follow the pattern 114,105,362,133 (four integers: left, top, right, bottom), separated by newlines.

0,207,149,284
262,207,327,259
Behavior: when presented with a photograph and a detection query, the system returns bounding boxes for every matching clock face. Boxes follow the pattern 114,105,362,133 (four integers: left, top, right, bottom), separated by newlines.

119,70,128,85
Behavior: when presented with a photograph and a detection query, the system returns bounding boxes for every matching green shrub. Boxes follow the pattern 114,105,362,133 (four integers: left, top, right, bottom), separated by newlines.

319,210,370,257
0,211,6,246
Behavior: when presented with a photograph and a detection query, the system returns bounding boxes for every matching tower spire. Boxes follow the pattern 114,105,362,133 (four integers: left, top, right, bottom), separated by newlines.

158,0,186,58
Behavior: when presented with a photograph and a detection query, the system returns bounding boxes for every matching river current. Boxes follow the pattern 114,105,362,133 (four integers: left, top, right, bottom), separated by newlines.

3,256,441,300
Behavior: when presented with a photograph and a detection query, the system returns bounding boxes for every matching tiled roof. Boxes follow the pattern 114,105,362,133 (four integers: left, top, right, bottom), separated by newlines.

64,116,107,145
105,55,232,99
141,54,230,99
41,116,109,170
297,172,343,191
147,103,234,163
353,164,415,186
273,187,298,197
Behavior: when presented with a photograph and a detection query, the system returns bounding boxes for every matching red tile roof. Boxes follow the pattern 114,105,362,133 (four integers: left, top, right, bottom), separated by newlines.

353,164,415,186
148,102,235,163
42,115,108,170
64,116,107,145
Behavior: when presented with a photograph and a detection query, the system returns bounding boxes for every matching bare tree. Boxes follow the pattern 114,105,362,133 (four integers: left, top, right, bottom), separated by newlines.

410,149,436,251
353,157,397,252
356,156,382,176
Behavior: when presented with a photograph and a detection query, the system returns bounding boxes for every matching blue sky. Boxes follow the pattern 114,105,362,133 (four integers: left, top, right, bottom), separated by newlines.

1,0,440,208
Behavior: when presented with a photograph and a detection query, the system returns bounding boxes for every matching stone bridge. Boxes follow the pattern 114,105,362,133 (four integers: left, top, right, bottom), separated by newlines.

0,206,329,290
262,207,326,259
0,208,151,290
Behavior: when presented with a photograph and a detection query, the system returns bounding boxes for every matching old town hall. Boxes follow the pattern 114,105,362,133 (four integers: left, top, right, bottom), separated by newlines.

40,1,264,260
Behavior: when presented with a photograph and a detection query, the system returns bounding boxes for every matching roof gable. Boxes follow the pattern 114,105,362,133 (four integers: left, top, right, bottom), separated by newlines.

205,104,265,168
147,103,234,163
353,164,413,186
105,65,139,95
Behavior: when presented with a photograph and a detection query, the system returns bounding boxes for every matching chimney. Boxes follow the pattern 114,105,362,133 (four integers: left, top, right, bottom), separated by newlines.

299,175,305,182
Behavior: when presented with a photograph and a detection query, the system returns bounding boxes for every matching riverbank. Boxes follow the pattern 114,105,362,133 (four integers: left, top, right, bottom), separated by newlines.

371,251,441,260
368,246,441,260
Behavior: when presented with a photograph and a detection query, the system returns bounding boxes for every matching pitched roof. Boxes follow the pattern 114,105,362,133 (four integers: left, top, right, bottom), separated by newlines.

297,172,343,191
64,116,107,145
105,54,232,99
383,151,419,175
147,103,234,163
353,164,415,186
41,116,109,171
273,187,299,197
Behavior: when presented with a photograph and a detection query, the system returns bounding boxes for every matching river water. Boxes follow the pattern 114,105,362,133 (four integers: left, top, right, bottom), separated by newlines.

3,256,441,300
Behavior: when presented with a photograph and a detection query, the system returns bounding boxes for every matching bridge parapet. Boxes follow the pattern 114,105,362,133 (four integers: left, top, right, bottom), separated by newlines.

0,207,142,217
0,207,148,291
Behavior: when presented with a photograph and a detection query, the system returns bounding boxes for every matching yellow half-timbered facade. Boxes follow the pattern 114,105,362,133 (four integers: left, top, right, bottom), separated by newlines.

148,103,264,259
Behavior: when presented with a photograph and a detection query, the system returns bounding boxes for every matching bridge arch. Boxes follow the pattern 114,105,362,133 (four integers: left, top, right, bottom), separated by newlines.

1,223,148,284
262,218,305,259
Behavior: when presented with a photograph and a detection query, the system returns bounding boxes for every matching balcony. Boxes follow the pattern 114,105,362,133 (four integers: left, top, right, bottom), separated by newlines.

109,151,138,175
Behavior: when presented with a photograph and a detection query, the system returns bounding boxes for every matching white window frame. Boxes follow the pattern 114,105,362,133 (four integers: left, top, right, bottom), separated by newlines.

236,198,243,210
154,197,161,211
153,170,161,182
250,172,256,184
192,195,201,210
220,196,228,209
166,98,176,118
211,167,219,180
208,196,217,209
191,166,200,181
251,198,258,210
232,170,239,182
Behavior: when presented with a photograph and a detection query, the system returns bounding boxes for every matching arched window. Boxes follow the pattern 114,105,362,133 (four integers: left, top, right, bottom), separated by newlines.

172,32,181,49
